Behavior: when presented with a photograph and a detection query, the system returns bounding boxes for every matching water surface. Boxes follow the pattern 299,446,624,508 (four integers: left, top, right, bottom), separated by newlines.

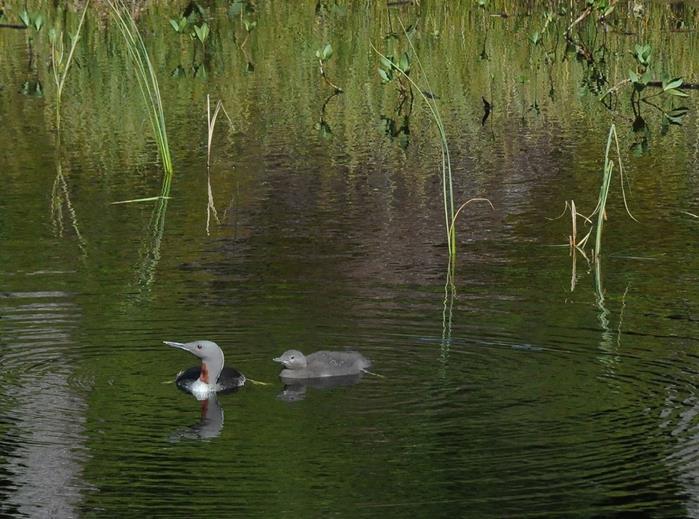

1,1,699,517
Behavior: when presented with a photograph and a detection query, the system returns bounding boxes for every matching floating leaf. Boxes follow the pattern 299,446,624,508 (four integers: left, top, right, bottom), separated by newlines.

193,63,208,80
399,52,410,74
171,65,186,78
663,77,683,91
378,67,390,83
665,113,683,125
19,10,30,27
630,139,648,157
194,22,209,43
322,43,333,61
667,106,689,118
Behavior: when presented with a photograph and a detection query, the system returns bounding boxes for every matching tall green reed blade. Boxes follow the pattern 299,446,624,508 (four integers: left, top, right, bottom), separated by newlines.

108,1,173,177
371,20,455,255
593,156,613,262
591,124,636,262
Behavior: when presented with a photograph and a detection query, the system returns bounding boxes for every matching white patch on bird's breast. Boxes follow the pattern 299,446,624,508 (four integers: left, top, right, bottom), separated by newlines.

190,379,216,400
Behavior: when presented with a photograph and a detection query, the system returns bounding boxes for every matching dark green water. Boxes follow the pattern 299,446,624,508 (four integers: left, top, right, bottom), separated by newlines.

1,1,699,517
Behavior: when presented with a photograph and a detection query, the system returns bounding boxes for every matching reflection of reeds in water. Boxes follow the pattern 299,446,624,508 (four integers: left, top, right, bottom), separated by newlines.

135,176,171,294
51,159,87,259
49,1,89,131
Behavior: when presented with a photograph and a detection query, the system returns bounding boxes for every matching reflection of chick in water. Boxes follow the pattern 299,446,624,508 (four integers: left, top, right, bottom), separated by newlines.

277,374,364,402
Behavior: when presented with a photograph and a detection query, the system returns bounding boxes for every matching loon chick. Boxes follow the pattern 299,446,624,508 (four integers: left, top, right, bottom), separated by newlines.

165,340,245,399
273,349,371,379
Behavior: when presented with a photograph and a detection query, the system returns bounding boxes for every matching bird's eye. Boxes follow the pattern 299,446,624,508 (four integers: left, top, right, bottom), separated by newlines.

290,356,295,360
197,344,203,350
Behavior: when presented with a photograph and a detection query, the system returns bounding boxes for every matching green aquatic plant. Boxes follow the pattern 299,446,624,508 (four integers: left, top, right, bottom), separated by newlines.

226,0,256,72
372,22,457,256
19,9,44,31
315,90,341,140
193,22,209,51
557,125,636,263
49,2,89,130
600,42,689,154
529,10,555,47
108,0,173,180
316,43,342,93
590,125,637,262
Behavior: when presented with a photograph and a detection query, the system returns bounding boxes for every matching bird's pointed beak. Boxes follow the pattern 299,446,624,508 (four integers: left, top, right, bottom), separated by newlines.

164,341,190,352
272,356,283,363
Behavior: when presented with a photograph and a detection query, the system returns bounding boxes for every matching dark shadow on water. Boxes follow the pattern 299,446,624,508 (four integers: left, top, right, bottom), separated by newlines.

277,374,364,402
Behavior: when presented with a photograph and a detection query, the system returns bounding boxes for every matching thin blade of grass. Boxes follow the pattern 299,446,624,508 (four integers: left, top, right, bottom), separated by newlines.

111,196,172,205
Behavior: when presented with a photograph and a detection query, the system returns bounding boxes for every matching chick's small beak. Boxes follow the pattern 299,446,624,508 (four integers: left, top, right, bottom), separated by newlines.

272,356,283,363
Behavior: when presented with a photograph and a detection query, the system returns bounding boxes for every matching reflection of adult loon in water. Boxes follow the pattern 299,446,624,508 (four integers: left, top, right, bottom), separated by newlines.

277,374,364,402
169,395,224,442
164,340,245,400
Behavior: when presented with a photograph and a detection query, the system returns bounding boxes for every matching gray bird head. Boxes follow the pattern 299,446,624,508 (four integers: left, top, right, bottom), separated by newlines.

273,349,307,370
165,340,224,383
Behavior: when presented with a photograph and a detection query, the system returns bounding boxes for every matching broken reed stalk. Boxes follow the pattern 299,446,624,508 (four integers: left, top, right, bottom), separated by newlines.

206,94,232,234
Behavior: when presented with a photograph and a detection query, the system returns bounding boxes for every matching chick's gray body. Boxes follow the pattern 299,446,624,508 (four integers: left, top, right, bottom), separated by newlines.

274,349,371,379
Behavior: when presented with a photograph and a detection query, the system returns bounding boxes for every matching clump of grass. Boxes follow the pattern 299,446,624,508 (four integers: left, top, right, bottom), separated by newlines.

554,124,636,264
108,0,173,179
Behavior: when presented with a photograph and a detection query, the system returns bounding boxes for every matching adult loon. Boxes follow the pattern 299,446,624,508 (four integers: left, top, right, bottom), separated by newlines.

165,340,245,399
273,349,371,379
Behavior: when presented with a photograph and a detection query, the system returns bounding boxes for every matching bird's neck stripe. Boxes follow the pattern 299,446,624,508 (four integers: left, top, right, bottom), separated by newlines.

200,362,209,384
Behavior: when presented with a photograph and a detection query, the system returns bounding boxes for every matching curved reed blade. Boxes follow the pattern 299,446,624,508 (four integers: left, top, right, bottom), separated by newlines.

107,1,173,177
